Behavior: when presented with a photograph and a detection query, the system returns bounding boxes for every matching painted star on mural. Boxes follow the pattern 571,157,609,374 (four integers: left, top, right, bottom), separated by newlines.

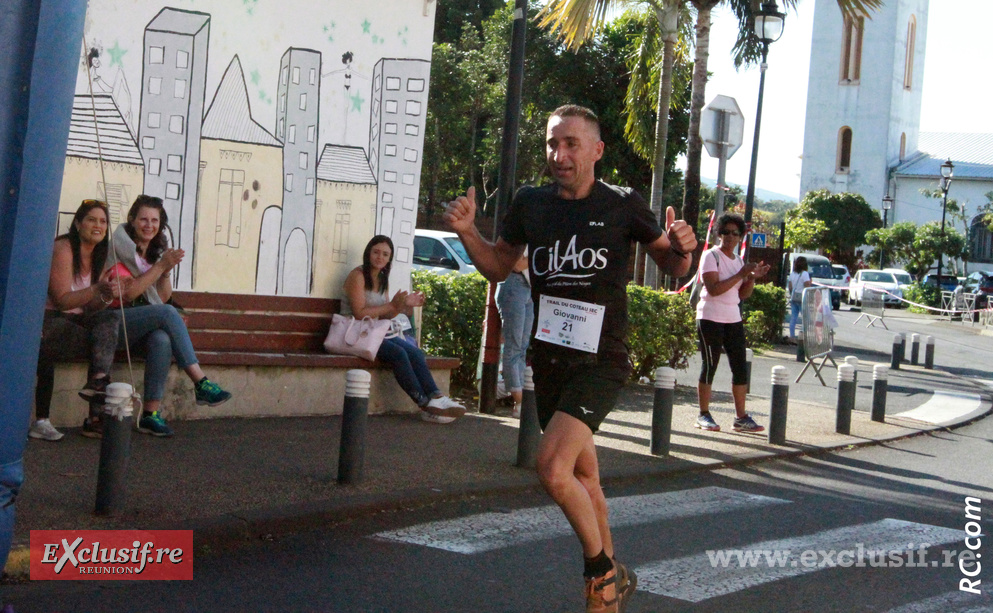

361,19,371,34
250,69,261,86
106,41,127,68
349,91,365,113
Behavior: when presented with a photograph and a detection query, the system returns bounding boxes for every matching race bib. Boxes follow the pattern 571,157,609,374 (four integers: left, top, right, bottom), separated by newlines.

534,295,605,354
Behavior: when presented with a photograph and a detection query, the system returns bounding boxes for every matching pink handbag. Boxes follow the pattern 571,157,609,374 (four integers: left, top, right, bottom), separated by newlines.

323,314,391,361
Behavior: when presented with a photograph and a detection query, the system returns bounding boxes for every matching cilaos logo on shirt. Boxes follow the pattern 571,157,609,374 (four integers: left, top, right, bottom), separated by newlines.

532,236,608,281
30,530,193,580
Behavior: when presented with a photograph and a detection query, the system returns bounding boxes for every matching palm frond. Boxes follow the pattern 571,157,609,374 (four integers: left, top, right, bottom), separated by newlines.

536,0,624,51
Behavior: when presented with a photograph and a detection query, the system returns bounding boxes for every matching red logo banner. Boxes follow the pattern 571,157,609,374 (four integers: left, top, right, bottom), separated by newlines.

30,530,193,580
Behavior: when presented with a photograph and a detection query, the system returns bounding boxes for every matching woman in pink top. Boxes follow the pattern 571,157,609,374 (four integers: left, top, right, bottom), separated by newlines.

693,213,770,434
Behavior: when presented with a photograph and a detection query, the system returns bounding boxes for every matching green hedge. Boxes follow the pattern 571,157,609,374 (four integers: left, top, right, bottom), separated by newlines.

412,270,488,389
740,283,788,347
626,284,697,379
903,283,940,314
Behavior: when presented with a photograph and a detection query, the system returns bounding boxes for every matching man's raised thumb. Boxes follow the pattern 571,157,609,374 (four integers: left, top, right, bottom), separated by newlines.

665,206,677,229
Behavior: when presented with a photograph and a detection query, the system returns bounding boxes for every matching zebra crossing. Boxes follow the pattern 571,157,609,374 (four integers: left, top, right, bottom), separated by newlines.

370,486,986,610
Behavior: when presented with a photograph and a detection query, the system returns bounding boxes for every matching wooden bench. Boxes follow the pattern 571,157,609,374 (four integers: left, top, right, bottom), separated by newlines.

44,292,460,426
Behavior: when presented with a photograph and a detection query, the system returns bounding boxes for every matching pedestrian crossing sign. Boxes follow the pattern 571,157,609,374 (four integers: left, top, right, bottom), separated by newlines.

751,233,767,249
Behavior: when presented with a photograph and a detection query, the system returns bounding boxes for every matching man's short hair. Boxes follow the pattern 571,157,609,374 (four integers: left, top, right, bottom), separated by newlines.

550,104,601,140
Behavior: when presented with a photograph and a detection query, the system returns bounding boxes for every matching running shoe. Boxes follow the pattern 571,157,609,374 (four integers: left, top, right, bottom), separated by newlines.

28,419,64,442
733,414,765,433
137,411,174,437
585,565,619,613
81,416,103,439
614,560,637,612
695,412,721,432
194,378,232,406
424,395,466,418
77,374,110,402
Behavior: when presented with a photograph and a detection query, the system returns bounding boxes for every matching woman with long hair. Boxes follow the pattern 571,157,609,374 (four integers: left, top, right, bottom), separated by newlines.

343,235,465,423
693,213,770,434
787,256,812,344
32,200,122,441
107,195,232,437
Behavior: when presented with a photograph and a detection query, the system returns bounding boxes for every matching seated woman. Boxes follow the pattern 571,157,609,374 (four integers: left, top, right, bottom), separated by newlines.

344,235,465,424
33,199,122,441
107,195,232,437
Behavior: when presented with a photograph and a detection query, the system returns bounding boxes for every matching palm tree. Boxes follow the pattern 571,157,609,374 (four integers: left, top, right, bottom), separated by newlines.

538,0,882,252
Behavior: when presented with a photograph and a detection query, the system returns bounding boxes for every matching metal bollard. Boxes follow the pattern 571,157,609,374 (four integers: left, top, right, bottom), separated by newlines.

768,366,790,445
516,367,541,468
910,333,920,366
796,338,805,363
95,383,135,516
836,364,856,435
338,370,371,485
845,356,859,386
745,349,753,394
890,334,902,370
871,364,889,423
651,367,676,456
925,336,935,370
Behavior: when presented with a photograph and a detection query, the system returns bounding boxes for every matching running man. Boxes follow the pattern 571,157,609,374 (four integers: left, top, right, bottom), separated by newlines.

444,104,697,612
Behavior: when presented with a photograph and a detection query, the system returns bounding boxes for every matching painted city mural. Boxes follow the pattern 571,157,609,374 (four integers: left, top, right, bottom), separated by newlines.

61,0,437,297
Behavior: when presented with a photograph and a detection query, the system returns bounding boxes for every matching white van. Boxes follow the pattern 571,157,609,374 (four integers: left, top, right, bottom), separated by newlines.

783,252,840,310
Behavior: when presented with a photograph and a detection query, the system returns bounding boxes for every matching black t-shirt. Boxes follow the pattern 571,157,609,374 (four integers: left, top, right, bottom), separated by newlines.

501,181,663,358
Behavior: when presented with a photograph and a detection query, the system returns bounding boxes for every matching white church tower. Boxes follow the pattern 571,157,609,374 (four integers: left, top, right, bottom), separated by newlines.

799,0,929,205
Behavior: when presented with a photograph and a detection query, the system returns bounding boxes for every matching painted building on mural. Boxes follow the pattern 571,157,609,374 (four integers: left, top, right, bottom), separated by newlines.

61,0,437,298
800,0,993,272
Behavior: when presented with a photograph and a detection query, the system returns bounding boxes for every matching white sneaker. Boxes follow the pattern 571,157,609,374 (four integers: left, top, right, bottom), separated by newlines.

424,396,466,418
420,411,456,424
29,419,64,441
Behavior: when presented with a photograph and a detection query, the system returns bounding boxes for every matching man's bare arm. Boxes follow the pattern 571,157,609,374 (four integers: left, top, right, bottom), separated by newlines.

443,186,525,281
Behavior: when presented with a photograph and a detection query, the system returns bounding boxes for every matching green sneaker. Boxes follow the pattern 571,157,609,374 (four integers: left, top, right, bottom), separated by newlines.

195,377,232,406
137,411,174,437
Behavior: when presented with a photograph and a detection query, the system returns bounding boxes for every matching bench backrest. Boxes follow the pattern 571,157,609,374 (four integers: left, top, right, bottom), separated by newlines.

172,291,340,353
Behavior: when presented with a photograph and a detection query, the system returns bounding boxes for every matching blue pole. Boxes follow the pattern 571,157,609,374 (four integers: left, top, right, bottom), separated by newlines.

0,0,88,572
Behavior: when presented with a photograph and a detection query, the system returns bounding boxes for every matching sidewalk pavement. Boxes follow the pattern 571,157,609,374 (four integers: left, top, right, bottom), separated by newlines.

5,345,991,579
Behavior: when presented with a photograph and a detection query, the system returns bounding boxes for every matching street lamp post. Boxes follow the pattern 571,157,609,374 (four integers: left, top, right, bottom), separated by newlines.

936,159,955,284
743,1,785,261
880,195,892,267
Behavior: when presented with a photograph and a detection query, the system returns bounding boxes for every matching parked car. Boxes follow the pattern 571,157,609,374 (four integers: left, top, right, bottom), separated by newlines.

882,268,914,292
922,273,959,292
411,230,478,276
848,270,903,306
783,252,840,310
960,271,993,308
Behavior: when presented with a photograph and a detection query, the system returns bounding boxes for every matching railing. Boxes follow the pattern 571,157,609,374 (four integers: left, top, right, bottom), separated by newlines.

940,291,977,324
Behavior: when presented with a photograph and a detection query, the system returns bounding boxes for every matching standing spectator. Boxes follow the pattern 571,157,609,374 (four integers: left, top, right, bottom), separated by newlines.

108,195,232,437
32,200,122,441
343,235,466,423
787,256,811,344
693,213,770,434
445,105,697,613
496,251,533,418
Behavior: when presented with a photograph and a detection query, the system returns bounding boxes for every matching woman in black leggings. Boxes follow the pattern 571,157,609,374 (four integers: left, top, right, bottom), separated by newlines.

692,213,770,433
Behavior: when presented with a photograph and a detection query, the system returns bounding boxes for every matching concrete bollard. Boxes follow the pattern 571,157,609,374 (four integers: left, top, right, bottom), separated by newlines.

796,338,805,363
898,332,907,364
910,333,920,366
890,334,902,370
651,367,676,456
836,364,856,435
516,366,541,468
845,356,859,385
338,370,371,485
925,336,935,370
768,366,790,445
871,364,889,423
95,383,135,516
745,349,753,394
